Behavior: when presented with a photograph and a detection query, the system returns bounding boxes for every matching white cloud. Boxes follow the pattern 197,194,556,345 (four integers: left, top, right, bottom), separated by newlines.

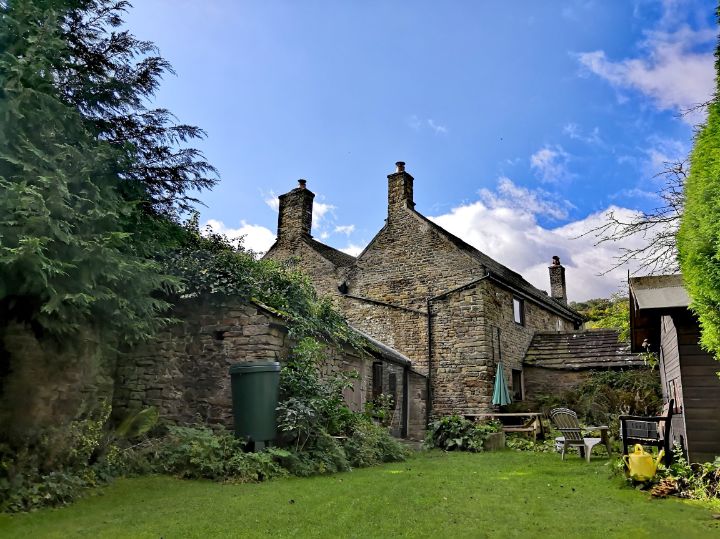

576,2,715,124
264,193,279,212
312,201,334,225
530,145,572,183
340,243,364,257
334,224,355,236
427,182,648,301
407,115,449,134
427,119,448,134
407,114,422,130
643,136,688,176
203,219,276,255
479,177,574,220
563,123,602,145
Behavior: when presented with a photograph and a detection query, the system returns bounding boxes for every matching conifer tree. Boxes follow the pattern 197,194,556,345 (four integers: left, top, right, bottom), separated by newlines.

677,8,720,361
0,0,170,343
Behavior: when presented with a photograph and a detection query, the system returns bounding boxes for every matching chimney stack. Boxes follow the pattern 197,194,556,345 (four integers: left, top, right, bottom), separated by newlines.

387,161,415,217
277,179,314,240
549,256,567,305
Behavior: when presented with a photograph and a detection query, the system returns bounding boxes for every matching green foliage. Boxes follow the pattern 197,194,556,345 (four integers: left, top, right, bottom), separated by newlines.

144,426,288,482
571,294,630,342
535,369,662,435
505,435,557,453
425,415,501,452
650,446,720,500
0,400,112,512
343,419,408,468
276,338,359,451
114,407,159,440
678,8,720,363
163,220,363,348
0,0,171,343
364,393,396,427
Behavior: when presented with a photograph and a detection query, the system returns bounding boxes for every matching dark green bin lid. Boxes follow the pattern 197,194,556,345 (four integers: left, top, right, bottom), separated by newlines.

228,361,281,374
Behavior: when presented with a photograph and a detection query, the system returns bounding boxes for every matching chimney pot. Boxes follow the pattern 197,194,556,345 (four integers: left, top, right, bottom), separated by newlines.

298,179,307,189
552,255,561,266
395,161,406,172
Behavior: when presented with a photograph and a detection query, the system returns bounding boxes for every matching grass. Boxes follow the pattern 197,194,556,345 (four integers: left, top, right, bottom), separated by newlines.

1,451,718,538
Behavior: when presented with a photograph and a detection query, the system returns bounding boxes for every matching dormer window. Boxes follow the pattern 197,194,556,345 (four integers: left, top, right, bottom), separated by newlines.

513,297,525,325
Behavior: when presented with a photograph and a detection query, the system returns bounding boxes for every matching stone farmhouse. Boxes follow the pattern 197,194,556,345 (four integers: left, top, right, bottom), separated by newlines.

264,162,592,429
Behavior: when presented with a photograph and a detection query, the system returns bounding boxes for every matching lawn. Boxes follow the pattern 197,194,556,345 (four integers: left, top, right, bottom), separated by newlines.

1,451,718,538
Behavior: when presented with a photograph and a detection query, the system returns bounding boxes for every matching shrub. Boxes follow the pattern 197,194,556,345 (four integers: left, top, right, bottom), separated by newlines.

344,419,408,467
650,447,720,500
276,338,358,451
425,415,501,452
134,426,288,482
534,369,662,434
0,402,112,512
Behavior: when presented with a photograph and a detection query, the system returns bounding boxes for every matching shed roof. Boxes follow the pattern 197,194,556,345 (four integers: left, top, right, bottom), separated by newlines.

629,274,689,310
524,329,644,370
349,325,413,367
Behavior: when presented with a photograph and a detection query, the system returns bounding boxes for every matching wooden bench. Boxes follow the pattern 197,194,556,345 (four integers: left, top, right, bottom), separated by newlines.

464,412,545,441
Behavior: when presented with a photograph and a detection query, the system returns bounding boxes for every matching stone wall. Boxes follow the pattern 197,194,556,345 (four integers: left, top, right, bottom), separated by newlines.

113,298,291,426
265,239,350,300
522,366,589,404
113,296,425,439
479,280,576,402
0,322,113,441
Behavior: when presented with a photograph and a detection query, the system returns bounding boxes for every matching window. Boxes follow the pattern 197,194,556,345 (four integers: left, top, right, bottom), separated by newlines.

388,372,397,407
372,362,383,400
512,369,523,401
513,297,524,325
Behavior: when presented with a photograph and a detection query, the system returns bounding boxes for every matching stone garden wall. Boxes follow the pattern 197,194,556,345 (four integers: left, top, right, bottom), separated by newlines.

113,296,426,439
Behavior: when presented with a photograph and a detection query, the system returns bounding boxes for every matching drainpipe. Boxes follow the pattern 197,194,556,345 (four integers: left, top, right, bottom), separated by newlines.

426,298,433,425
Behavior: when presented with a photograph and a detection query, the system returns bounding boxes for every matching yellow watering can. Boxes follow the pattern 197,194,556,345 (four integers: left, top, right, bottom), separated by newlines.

623,444,664,481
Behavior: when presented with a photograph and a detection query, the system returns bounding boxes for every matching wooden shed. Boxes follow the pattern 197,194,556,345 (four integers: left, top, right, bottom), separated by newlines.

629,274,720,463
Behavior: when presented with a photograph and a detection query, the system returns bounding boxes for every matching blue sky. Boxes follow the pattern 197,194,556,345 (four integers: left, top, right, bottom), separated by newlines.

125,0,716,301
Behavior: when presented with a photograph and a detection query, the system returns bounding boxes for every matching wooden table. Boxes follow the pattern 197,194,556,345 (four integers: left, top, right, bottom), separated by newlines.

464,412,545,441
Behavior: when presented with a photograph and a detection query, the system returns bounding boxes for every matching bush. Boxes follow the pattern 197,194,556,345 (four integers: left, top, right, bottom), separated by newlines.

505,435,557,453
344,419,408,467
649,447,720,500
425,415,501,452
534,369,662,434
0,402,112,512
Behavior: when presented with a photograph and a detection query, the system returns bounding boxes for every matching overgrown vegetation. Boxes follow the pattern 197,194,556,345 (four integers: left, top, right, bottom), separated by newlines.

569,294,630,341
678,7,720,363
611,444,720,503
425,415,501,452
652,447,720,501
0,1,382,513
534,369,662,435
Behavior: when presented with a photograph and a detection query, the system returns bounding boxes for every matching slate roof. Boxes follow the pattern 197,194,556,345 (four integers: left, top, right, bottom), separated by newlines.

412,211,583,323
305,237,356,267
349,325,413,367
524,329,645,370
